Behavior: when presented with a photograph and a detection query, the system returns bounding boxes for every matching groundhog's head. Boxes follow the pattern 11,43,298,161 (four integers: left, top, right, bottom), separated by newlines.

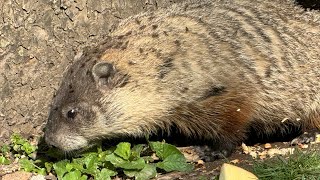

44,45,131,151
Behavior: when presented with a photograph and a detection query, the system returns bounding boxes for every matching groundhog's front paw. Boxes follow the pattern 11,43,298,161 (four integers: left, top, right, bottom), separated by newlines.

291,129,319,145
189,143,236,162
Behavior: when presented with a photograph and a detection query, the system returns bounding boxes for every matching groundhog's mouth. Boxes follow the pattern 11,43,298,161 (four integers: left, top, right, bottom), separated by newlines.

45,133,91,152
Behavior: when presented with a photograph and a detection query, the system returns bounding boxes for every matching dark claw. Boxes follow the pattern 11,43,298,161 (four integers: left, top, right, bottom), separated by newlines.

192,143,236,162
291,130,319,145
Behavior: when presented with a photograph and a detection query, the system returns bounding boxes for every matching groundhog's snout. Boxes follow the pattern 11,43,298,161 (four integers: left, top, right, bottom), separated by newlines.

44,132,56,148
44,120,90,151
44,122,60,149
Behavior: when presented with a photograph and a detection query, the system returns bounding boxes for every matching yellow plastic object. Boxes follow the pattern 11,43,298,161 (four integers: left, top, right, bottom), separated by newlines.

219,163,258,180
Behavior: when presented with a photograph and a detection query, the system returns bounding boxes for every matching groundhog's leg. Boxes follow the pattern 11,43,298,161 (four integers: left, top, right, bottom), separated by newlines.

172,88,254,160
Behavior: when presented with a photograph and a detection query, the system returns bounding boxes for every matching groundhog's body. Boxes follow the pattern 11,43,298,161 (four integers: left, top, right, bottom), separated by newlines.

45,0,320,155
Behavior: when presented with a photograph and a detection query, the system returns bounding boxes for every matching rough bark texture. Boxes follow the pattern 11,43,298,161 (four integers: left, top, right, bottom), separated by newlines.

0,0,186,144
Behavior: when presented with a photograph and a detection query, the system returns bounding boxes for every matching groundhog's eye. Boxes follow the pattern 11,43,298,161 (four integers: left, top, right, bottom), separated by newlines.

67,109,77,119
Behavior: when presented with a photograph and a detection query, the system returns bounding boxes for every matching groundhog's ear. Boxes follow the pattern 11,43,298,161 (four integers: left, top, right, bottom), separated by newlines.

92,62,116,86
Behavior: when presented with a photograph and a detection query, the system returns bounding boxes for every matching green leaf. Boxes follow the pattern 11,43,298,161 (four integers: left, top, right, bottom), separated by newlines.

35,168,47,175
114,142,131,160
124,164,157,180
22,142,37,155
95,168,117,180
71,158,85,166
69,161,84,171
53,160,69,179
0,155,10,165
62,170,87,180
11,133,25,145
124,169,137,177
142,156,154,163
0,144,10,153
19,158,36,172
149,141,182,160
83,153,100,175
98,149,112,160
14,154,21,158
156,154,193,172
118,157,146,170
101,168,117,176
10,133,37,156
45,162,53,173
84,153,99,168
66,163,74,172
95,174,111,180
131,144,144,159
102,161,116,171
105,153,127,167
82,151,98,157
105,153,145,170
13,144,21,152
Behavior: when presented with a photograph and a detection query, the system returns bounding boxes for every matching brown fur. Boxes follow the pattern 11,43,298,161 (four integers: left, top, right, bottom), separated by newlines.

45,0,320,155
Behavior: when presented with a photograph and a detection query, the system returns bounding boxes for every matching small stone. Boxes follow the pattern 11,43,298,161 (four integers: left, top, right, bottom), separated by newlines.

197,159,204,165
264,143,272,149
241,143,249,154
230,159,240,164
315,134,320,143
259,155,267,160
249,151,258,159
299,144,309,149
30,174,46,180
267,148,282,157
258,151,267,159
151,153,159,161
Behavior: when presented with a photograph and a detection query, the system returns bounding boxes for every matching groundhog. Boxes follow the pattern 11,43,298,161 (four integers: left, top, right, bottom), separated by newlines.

44,0,320,159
